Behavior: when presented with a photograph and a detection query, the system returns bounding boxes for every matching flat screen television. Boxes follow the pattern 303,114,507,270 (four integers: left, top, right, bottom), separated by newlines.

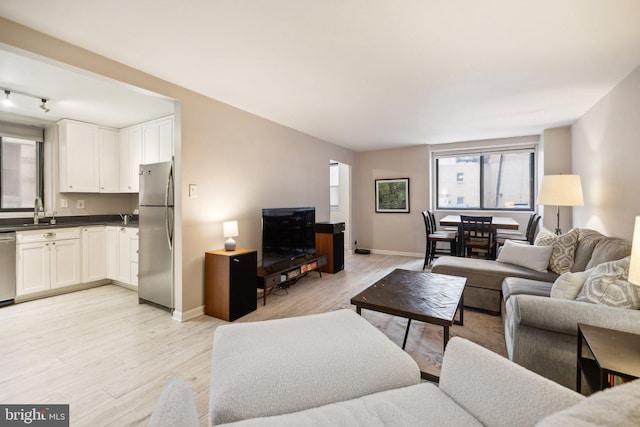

262,207,316,268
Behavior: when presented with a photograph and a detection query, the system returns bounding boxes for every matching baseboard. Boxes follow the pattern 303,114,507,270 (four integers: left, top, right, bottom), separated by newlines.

369,249,423,258
173,305,204,322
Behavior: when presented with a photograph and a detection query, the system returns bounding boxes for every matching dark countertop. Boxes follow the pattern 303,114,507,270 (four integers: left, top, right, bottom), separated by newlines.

0,215,139,233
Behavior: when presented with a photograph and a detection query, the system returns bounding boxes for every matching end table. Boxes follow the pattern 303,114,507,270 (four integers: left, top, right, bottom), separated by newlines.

577,323,640,393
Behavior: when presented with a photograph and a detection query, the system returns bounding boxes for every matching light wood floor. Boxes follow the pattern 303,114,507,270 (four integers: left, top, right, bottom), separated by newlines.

0,253,505,426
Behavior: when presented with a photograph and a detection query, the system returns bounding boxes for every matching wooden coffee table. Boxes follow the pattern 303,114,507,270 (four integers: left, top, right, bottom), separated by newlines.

351,269,466,352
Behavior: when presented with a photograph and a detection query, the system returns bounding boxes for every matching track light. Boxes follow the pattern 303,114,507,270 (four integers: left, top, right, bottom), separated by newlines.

2,90,11,107
0,87,50,113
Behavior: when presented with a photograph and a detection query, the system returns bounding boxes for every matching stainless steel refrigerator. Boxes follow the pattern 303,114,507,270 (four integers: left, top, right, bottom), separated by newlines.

138,161,174,312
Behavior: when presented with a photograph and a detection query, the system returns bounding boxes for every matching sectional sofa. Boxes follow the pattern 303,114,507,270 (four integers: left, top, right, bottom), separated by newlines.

433,227,639,389
148,309,640,426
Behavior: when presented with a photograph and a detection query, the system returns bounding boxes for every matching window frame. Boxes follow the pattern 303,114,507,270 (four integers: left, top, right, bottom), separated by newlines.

0,136,45,212
434,147,536,212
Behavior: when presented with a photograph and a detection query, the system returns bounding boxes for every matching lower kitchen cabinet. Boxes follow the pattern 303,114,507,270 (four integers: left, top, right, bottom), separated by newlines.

106,226,139,286
16,228,81,296
82,226,107,283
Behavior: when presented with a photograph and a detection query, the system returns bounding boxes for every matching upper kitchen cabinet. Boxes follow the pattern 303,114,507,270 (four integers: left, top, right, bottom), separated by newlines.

98,128,120,192
59,119,120,193
58,119,100,192
142,116,174,164
119,125,142,193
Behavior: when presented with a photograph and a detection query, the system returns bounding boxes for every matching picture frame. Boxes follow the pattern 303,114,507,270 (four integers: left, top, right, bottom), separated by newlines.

375,178,410,213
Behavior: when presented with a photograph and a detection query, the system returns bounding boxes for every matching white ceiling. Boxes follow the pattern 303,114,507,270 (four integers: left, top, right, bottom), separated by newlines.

0,48,175,128
1,0,640,151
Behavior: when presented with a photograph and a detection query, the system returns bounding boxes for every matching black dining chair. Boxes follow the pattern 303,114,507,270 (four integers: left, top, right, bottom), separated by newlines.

496,214,541,246
422,211,457,268
460,215,495,259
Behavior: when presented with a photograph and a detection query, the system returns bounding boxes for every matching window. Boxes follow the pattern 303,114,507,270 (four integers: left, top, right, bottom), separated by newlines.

0,137,44,211
435,149,534,211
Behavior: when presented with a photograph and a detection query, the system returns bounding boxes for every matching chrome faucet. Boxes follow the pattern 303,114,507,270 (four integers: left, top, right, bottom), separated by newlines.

34,197,43,224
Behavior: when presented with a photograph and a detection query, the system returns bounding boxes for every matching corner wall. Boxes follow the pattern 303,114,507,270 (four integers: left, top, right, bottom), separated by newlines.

572,65,640,239
354,145,429,256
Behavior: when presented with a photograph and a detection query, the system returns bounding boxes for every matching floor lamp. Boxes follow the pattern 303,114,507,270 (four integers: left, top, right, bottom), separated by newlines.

537,175,584,235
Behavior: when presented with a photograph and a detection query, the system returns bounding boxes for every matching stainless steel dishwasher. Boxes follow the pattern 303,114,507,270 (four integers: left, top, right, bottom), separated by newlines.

0,232,16,306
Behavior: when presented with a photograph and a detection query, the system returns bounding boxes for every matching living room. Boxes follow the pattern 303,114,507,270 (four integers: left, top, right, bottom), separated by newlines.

1,1,640,425
2,4,640,318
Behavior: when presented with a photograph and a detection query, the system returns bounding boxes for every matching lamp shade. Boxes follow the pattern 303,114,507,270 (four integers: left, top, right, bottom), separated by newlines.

537,175,584,206
629,216,640,286
223,221,239,238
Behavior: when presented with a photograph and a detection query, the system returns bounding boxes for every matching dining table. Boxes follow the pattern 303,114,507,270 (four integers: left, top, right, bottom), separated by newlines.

439,214,520,230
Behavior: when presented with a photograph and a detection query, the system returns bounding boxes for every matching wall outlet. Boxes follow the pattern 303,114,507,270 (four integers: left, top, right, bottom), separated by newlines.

189,184,198,198
77,200,85,209
60,199,68,208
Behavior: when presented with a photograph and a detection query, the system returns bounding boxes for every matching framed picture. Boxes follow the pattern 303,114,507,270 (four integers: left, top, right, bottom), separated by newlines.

375,178,410,213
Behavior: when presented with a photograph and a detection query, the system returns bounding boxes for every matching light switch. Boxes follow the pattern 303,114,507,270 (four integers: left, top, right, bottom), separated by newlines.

77,200,85,209
189,184,198,198
60,199,68,208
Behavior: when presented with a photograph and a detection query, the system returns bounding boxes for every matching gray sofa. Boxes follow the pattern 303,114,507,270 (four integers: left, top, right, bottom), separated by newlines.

148,310,640,426
434,227,639,390
431,228,632,314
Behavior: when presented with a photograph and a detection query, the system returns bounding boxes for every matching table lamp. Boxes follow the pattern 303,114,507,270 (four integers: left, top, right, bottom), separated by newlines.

537,174,584,235
223,220,238,251
629,216,640,286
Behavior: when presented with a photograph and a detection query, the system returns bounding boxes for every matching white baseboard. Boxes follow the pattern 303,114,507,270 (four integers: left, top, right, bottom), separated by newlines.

173,305,204,322
369,249,423,258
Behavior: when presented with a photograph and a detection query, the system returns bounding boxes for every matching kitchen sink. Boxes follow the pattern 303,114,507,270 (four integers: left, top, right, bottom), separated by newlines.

22,223,54,227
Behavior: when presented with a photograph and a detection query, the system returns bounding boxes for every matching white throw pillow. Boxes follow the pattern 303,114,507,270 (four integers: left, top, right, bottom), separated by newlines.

537,378,640,427
550,268,594,300
496,239,553,272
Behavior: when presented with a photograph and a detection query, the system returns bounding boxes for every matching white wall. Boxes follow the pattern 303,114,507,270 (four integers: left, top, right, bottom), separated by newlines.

572,65,640,239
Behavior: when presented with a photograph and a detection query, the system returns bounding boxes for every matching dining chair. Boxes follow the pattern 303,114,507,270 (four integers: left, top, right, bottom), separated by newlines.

460,215,495,259
496,214,541,246
422,211,457,268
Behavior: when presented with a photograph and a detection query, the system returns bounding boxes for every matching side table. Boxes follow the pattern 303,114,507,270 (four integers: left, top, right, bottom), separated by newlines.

577,323,640,393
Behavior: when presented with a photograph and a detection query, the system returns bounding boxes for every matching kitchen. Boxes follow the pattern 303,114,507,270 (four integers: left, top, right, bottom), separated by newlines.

0,46,178,313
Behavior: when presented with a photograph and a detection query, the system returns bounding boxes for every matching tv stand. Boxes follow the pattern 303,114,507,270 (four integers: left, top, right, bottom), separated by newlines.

257,255,327,306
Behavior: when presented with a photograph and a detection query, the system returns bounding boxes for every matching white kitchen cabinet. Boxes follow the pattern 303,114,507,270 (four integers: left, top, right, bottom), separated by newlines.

58,119,100,192
16,228,81,296
98,128,120,193
142,116,174,164
119,125,142,193
51,238,81,288
106,226,139,286
130,234,139,286
106,226,118,278
82,226,107,283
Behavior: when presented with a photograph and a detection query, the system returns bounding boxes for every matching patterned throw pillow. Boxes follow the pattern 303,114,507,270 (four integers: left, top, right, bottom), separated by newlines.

576,257,640,309
534,228,579,275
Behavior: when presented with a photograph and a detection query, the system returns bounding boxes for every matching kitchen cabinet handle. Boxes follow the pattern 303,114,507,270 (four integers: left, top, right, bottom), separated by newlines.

44,232,56,239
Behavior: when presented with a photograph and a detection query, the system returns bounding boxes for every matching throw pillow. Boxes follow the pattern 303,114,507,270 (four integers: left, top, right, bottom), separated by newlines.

496,239,553,272
534,228,579,275
550,268,593,300
537,378,640,427
576,257,640,309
